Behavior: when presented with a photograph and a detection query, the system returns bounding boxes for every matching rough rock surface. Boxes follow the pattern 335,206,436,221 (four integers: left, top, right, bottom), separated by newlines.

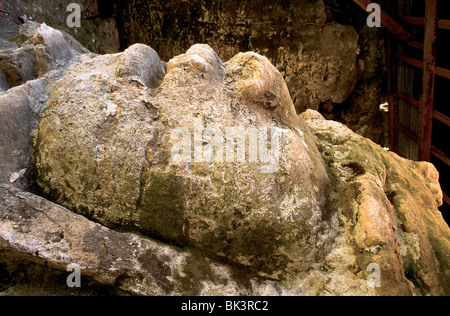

0,22,95,191
0,0,120,54
0,23,449,296
301,110,450,295
34,42,333,279
0,22,91,89
114,0,360,113
0,184,287,296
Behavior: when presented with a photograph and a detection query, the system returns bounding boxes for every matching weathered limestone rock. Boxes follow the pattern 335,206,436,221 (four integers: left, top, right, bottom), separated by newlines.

0,68,10,95
0,22,92,89
0,22,94,191
0,184,287,296
0,79,47,191
115,43,166,88
0,23,449,296
113,0,395,145
301,110,450,295
280,22,359,113
0,0,120,54
35,42,333,279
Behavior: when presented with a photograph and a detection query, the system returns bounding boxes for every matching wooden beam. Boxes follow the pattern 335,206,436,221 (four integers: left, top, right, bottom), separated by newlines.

418,0,438,162
409,41,424,50
352,0,415,44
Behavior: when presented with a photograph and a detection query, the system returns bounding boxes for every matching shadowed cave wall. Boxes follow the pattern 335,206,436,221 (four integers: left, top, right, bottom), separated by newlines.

112,0,390,147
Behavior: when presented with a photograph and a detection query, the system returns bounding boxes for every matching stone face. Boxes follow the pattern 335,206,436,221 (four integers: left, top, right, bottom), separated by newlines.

2,0,385,145
34,43,333,279
112,0,393,147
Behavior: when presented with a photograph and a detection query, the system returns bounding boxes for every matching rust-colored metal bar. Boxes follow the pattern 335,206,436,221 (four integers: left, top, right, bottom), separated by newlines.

432,146,450,168
352,0,415,44
418,0,437,162
398,16,424,26
396,91,421,109
438,20,450,30
398,123,418,142
395,54,450,80
395,53,423,69
436,66,450,80
433,110,450,127
444,193,450,206
398,16,450,30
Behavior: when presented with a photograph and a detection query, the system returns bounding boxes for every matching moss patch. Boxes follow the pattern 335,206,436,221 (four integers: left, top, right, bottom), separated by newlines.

137,249,174,294
176,252,214,296
137,168,187,245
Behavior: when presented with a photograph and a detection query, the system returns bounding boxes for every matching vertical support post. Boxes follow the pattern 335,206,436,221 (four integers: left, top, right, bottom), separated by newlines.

419,0,437,161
